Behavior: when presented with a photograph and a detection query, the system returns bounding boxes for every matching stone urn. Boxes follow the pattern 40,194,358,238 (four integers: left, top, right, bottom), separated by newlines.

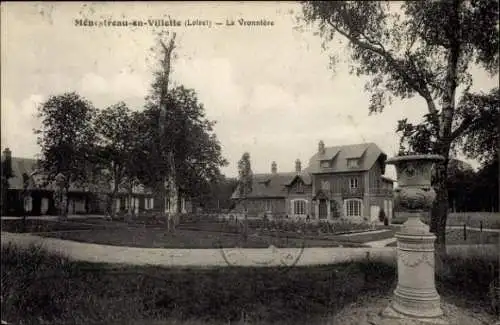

388,154,444,233
382,154,448,324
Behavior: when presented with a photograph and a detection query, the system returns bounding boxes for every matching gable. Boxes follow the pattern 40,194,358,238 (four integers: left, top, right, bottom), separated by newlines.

231,171,313,199
308,142,386,174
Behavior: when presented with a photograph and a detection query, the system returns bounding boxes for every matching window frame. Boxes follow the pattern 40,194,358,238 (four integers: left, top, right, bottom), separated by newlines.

296,180,304,193
347,158,359,168
320,160,330,168
292,199,307,216
349,178,358,189
344,199,363,217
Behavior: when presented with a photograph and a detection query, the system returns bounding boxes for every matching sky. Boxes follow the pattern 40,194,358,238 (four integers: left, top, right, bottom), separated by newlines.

1,2,497,180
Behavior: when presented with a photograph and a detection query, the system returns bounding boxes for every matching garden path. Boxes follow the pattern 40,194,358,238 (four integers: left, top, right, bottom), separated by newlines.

2,231,498,268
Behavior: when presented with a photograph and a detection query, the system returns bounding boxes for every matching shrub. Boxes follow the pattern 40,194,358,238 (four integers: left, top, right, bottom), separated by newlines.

378,209,386,222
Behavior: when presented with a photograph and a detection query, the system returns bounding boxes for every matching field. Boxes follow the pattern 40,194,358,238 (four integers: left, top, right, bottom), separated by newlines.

1,243,498,325
386,228,499,247
447,212,500,229
3,217,497,249
1,219,367,248
36,227,368,248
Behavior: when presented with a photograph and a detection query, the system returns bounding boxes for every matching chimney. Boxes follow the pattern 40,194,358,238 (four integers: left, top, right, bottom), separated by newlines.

318,140,325,155
295,159,301,173
271,161,277,174
3,148,11,160
2,148,12,178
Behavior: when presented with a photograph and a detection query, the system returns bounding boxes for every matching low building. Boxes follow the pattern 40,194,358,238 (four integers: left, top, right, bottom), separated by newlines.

231,142,394,223
0,148,191,216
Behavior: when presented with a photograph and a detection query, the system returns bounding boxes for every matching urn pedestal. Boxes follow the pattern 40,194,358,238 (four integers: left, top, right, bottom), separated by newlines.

380,155,449,325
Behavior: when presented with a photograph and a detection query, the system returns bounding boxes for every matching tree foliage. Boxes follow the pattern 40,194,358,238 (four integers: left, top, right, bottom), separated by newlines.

94,102,142,216
299,0,499,249
448,157,499,212
238,152,253,200
35,92,97,190
136,85,228,203
454,87,499,165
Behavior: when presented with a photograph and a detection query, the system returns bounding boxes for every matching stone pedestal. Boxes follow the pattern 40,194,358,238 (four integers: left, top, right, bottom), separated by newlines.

381,154,448,325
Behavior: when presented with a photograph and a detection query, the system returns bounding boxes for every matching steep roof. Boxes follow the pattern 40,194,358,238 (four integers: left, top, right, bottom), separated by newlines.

3,156,152,194
308,142,387,174
231,171,311,199
231,142,389,200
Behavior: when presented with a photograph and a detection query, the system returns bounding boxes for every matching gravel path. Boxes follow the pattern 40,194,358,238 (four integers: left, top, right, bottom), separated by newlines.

3,231,498,267
1,231,395,267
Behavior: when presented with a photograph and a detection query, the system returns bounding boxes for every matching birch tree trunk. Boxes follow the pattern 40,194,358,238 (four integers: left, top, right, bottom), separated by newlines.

157,34,176,231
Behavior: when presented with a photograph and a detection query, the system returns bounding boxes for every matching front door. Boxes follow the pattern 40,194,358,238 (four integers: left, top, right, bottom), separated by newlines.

319,199,327,219
370,205,380,223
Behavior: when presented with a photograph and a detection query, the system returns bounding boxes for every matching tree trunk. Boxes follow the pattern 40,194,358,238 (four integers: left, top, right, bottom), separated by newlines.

430,153,450,258
126,180,134,223
62,183,70,220
243,199,248,243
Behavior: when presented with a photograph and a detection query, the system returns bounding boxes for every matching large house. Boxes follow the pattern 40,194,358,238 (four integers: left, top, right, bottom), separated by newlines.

0,148,191,216
231,141,394,223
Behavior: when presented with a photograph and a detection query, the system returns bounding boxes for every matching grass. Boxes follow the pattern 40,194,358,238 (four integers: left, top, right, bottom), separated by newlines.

2,243,498,325
386,229,499,247
391,212,500,229
0,219,104,233
37,228,367,248
1,243,393,325
333,229,395,243
447,212,500,229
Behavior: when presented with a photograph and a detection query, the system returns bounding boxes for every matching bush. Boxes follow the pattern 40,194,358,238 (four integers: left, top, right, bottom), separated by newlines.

378,209,386,222
438,254,499,316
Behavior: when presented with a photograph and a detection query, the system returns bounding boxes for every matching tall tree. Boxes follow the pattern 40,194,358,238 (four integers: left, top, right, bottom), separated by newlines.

139,86,228,217
299,1,499,252
238,152,253,241
148,32,177,229
35,92,97,219
94,102,139,220
165,86,228,211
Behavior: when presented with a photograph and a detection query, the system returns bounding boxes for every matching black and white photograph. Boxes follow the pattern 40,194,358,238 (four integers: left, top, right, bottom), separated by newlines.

1,1,499,324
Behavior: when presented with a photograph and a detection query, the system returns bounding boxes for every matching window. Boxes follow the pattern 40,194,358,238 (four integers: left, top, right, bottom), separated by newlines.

347,159,359,168
321,180,330,191
321,160,330,168
345,199,362,217
265,200,272,211
293,200,307,215
296,181,304,193
349,178,358,189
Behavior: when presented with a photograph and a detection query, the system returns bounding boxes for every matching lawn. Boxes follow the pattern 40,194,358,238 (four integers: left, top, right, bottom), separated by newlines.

333,230,395,243
447,212,500,229
0,219,105,233
1,243,497,325
37,227,367,248
386,229,499,247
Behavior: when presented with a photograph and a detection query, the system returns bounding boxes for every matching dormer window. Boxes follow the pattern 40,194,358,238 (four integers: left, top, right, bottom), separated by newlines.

349,178,358,189
347,158,359,168
296,181,304,193
321,160,330,168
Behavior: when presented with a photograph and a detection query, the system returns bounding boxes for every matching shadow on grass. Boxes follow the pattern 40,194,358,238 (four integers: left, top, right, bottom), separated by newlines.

1,243,497,324
1,243,394,325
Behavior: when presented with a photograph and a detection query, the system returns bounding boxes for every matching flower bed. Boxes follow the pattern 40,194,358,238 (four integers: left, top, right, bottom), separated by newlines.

177,214,378,237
